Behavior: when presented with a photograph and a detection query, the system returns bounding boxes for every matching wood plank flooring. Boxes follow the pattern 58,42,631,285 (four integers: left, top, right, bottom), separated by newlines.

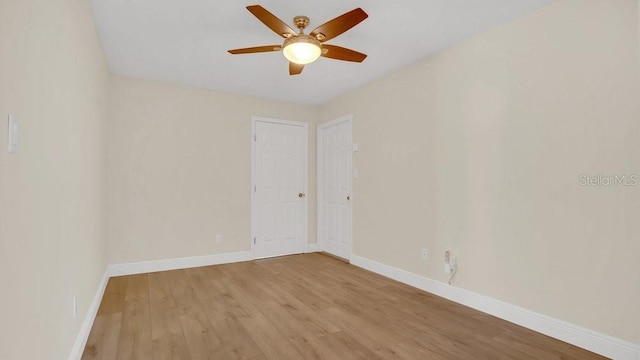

82,253,607,359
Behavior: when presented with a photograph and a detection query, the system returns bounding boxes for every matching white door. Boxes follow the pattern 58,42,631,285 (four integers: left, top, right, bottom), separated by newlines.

252,117,308,259
318,116,353,260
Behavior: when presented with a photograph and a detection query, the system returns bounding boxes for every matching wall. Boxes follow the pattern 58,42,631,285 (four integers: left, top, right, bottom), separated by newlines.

0,0,636,357
0,0,110,359
108,76,318,264
320,0,640,344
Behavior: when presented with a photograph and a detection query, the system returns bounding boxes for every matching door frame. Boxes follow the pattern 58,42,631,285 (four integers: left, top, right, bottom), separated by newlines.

251,116,309,259
317,115,353,258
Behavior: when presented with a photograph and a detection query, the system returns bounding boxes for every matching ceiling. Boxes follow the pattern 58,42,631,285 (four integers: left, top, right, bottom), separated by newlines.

90,0,552,106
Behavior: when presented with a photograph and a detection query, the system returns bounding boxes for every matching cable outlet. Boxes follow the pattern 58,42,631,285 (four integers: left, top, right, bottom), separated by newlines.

420,248,429,261
444,251,451,274
215,234,222,243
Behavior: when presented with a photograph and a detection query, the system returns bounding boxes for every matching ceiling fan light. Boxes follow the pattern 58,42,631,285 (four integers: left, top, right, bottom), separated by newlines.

283,35,321,65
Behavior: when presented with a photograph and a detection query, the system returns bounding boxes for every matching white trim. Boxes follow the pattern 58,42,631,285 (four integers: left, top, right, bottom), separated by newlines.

251,116,309,260
107,251,253,277
319,115,354,129
68,251,253,359
67,269,110,360
317,115,353,259
305,243,320,253
350,255,640,360
316,125,323,253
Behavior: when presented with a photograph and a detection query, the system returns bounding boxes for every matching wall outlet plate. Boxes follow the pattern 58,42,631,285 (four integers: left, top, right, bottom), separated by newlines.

444,251,452,274
420,248,429,261
215,234,222,243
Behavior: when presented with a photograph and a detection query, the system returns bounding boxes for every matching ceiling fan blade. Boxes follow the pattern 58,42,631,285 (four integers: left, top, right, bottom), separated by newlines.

310,8,368,42
246,5,296,38
321,45,367,62
289,62,304,75
228,45,282,54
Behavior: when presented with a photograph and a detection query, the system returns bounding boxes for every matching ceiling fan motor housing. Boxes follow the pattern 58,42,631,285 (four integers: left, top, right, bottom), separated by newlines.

283,34,321,49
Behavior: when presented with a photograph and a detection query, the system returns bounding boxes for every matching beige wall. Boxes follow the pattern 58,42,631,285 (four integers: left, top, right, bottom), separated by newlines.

0,0,109,359
320,0,640,344
108,76,318,264
1,0,637,357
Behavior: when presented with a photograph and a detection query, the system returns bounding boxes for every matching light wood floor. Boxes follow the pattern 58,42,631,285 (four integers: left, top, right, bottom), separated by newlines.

82,253,606,359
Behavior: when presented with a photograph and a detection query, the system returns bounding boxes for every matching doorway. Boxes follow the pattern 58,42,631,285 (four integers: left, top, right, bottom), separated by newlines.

251,117,308,259
317,115,353,260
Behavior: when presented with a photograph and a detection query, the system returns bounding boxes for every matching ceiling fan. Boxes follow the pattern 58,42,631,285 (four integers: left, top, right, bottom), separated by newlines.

228,5,369,75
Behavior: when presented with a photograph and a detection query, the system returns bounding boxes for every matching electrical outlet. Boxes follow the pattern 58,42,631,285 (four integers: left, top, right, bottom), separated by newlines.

215,234,222,243
450,256,457,272
420,248,429,261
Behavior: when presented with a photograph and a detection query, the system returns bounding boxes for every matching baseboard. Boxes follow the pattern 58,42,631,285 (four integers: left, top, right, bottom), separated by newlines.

305,243,320,253
67,269,110,360
67,251,254,359
107,251,253,277
350,255,640,360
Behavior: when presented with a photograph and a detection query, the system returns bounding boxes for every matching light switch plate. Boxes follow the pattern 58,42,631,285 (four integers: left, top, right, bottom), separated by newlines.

7,115,18,153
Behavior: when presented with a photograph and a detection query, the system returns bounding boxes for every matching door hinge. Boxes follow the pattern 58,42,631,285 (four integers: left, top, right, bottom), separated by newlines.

254,134,256,141
254,185,256,192
253,237,256,244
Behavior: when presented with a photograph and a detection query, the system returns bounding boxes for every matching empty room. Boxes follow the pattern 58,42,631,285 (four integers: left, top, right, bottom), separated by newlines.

1,0,639,359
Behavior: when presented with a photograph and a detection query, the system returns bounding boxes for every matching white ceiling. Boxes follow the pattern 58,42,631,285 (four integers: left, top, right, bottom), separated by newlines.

91,0,552,106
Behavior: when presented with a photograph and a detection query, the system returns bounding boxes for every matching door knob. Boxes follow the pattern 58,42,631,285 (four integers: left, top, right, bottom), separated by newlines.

347,195,351,201
298,192,305,198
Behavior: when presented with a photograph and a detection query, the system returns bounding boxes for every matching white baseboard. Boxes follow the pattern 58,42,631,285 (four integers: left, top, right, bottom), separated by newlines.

67,269,110,360
107,251,253,277
67,251,253,359
350,255,640,360
305,243,320,253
